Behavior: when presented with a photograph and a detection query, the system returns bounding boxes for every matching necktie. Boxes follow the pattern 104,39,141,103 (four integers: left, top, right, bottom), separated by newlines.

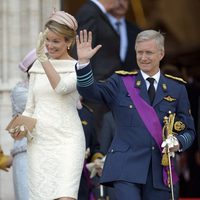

147,77,155,104
115,21,121,35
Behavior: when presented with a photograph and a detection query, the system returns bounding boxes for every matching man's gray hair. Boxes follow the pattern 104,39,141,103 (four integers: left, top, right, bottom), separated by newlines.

135,30,165,52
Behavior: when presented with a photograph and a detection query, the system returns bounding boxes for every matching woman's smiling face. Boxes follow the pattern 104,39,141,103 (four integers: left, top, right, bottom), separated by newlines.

45,30,69,60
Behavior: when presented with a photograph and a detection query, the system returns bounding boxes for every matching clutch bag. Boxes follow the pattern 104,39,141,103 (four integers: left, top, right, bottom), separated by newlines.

5,114,37,132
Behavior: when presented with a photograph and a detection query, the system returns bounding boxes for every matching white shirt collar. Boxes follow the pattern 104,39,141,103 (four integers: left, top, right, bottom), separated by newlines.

141,70,160,83
106,13,125,24
140,70,160,89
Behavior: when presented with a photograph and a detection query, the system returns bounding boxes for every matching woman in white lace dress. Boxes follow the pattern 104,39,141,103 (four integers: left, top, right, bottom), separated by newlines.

15,11,86,200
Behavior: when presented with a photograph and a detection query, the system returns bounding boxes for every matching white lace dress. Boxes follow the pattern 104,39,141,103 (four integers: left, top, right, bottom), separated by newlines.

23,59,85,200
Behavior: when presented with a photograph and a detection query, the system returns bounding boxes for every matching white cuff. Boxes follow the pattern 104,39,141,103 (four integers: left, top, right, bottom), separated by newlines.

76,61,90,70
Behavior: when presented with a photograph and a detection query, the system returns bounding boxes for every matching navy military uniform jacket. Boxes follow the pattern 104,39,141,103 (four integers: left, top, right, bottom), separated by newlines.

100,111,116,155
78,104,103,200
76,64,195,190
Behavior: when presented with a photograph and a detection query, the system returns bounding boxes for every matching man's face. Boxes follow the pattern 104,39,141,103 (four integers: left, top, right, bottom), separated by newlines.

135,39,164,76
103,0,120,11
109,0,129,18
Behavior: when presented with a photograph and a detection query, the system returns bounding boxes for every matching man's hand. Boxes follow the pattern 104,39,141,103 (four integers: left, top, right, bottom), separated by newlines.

76,30,102,64
161,135,180,156
85,148,91,159
36,29,48,63
86,156,105,178
93,158,104,176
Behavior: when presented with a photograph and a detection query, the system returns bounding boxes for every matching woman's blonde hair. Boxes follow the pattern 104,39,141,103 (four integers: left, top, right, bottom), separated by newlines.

45,20,77,47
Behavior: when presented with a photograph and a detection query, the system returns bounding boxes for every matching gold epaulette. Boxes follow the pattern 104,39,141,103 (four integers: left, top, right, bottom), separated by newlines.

115,70,138,75
164,74,187,84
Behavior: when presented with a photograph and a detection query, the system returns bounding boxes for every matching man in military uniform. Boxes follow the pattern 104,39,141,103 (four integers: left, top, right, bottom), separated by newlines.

74,29,195,200
77,99,104,200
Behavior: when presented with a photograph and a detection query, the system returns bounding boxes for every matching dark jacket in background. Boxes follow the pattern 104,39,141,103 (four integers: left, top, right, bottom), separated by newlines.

78,104,103,200
72,0,141,135
73,0,141,81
